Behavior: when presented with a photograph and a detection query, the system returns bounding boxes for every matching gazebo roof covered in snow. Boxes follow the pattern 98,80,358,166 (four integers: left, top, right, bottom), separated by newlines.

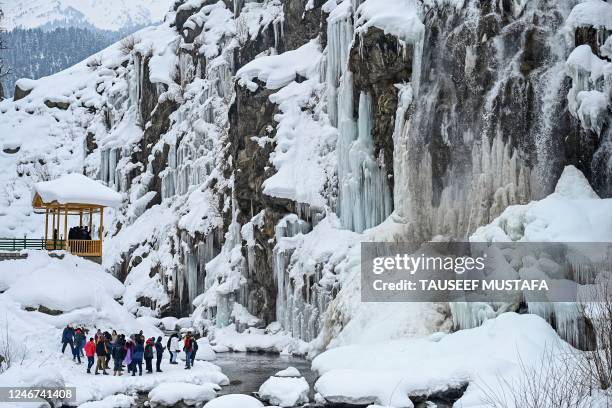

32,173,122,209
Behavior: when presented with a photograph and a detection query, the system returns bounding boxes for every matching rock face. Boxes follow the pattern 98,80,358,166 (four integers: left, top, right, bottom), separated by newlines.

7,0,608,348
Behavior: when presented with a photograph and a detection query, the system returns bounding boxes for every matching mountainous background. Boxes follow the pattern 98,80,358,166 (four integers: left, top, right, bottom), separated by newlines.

1,0,169,97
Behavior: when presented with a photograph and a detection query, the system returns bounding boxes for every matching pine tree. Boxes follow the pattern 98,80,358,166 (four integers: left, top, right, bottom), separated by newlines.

0,7,10,99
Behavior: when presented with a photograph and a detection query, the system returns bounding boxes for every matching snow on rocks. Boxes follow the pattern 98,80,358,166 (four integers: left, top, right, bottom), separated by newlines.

148,382,219,407
274,366,301,377
566,0,612,31
471,165,612,242
0,251,124,313
236,39,322,90
195,337,217,361
258,367,310,407
564,29,612,135
203,394,264,408
313,313,568,407
354,0,424,44
211,326,309,355
78,394,136,408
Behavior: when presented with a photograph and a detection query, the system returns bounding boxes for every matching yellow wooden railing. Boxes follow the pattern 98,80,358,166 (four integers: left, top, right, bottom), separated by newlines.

44,239,102,257
67,240,102,257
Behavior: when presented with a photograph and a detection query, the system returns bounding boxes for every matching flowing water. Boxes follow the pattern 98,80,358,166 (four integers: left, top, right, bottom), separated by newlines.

214,352,317,398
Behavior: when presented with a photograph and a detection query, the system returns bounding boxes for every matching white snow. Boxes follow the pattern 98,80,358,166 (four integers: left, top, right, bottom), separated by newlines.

211,326,309,355
78,394,136,408
275,366,301,377
313,313,569,407
0,251,124,313
33,173,123,207
0,253,229,406
354,0,424,44
258,374,310,407
236,39,322,90
148,382,218,407
565,42,612,135
2,0,170,31
194,337,217,361
471,165,612,242
262,78,338,207
203,394,264,408
566,0,612,31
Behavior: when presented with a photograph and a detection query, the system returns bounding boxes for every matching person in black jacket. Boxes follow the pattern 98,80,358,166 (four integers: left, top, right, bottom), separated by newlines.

94,338,108,375
144,338,154,373
111,336,125,376
155,336,165,373
190,337,198,367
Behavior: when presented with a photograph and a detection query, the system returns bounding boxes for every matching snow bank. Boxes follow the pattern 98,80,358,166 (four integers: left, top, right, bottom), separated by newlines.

203,394,264,408
195,337,217,361
211,326,309,355
258,371,310,407
0,251,123,312
313,313,567,407
237,39,322,90
566,0,612,31
78,394,136,408
355,0,424,43
148,382,218,407
33,173,123,207
471,165,612,242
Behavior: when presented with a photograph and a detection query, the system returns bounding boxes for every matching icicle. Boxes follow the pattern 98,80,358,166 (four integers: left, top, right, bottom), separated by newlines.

337,90,393,232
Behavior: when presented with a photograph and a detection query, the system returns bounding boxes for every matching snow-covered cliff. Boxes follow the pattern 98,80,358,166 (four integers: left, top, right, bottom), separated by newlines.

1,0,611,353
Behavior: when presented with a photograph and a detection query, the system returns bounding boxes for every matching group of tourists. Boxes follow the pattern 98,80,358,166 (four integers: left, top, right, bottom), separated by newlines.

68,226,92,240
61,324,200,376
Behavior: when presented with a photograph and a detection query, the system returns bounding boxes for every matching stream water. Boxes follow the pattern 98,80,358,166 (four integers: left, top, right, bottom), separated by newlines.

214,352,318,398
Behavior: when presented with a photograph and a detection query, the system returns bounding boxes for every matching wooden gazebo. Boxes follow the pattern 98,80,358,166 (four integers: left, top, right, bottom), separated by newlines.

32,174,122,258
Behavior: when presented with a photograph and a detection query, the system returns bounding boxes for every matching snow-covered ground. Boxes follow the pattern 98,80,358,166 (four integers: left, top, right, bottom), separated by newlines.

0,252,229,406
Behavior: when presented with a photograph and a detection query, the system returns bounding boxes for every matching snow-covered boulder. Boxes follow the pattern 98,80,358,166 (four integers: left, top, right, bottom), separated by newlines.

0,251,124,312
195,337,217,361
313,313,567,407
258,371,310,407
160,316,178,331
203,394,264,408
148,382,217,407
78,394,135,408
274,366,301,377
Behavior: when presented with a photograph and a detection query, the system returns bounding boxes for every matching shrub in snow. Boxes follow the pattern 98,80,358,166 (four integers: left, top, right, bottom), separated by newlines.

148,382,217,407
203,394,264,408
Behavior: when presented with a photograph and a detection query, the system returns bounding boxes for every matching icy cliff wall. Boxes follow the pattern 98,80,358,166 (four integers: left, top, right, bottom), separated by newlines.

0,0,611,348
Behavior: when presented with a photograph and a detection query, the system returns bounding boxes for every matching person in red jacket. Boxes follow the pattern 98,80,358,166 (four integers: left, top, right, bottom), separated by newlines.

84,338,96,374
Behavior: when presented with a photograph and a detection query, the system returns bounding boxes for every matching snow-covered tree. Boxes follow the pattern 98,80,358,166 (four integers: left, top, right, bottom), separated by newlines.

0,7,9,99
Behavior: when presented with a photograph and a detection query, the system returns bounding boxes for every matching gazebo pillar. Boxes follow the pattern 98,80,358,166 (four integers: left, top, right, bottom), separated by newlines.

63,205,68,250
44,208,49,243
99,207,104,255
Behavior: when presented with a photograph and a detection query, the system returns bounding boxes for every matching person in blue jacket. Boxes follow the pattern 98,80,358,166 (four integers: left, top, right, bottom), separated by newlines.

132,335,144,376
61,324,75,357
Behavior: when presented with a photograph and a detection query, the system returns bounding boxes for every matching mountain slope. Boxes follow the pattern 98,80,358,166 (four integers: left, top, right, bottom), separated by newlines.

2,0,170,31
